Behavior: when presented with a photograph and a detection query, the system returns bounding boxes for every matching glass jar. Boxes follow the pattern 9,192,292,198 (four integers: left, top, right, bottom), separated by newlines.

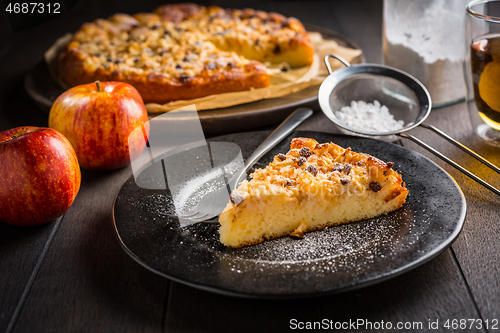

383,0,469,108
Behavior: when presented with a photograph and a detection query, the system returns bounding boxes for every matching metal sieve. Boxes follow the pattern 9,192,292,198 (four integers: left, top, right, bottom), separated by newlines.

319,54,500,196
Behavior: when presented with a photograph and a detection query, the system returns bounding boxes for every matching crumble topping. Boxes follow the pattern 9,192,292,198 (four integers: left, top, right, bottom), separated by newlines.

231,137,405,205
65,4,308,82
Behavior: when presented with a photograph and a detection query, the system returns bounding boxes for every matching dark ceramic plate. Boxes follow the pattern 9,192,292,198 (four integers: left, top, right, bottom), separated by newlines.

24,25,363,136
112,130,466,298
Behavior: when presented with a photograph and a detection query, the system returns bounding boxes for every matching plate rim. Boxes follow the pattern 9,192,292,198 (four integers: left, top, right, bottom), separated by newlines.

112,131,467,299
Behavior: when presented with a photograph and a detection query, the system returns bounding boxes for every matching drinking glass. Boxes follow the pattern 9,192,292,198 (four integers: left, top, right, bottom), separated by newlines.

465,0,500,146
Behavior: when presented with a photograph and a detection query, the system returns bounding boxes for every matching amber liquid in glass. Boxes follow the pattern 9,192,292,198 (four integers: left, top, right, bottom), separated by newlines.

471,33,500,130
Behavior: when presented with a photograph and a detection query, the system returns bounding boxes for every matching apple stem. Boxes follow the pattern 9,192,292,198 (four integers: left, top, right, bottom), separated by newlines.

95,81,101,92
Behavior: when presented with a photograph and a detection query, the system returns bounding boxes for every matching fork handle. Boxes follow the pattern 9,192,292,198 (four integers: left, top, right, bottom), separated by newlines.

232,108,314,188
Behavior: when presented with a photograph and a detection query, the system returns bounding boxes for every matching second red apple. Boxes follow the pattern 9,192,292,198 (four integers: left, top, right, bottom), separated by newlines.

49,81,149,171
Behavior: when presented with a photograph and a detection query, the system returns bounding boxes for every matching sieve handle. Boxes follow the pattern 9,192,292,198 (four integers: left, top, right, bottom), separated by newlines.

420,123,500,174
324,54,351,74
398,132,500,196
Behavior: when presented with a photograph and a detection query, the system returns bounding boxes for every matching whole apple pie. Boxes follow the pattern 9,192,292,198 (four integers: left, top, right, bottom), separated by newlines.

58,3,314,103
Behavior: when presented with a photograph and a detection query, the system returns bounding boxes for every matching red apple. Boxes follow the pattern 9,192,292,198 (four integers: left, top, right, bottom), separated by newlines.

0,127,81,226
48,81,150,170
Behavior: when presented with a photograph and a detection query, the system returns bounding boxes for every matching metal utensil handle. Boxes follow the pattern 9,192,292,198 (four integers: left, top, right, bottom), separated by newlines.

398,133,500,196
421,123,500,174
324,54,352,74
233,108,314,187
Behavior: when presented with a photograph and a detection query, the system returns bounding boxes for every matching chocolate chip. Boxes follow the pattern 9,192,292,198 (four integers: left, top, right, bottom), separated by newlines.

386,162,395,169
106,57,113,62
306,164,318,176
175,64,182,69
94,53,100,57
183,56,190,62
284,178,292,186
281,66,288,72
332,163,344,172
340,177,351,185
369,182,382,192
299,147,311,158
357,161,365,166
164,31,171,36
281,20,289,28
227,62,233,68
114,58,124,64
179,74,190,82
344,163,352,175
297,156,306,166
277,153,286,161
255,38,260,46
152,23,161,29
229,191,244,205
174,26,182,32
273,44,281,54
134,57,140,62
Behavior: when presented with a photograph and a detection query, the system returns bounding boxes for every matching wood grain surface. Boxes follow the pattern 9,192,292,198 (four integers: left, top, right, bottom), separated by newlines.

404,103,500,324
0,0,498,332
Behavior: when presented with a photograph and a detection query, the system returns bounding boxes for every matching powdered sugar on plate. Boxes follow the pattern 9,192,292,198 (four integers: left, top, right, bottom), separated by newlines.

335,100,405,133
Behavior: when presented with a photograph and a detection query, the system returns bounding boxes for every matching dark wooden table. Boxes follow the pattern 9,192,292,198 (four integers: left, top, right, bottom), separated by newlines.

1,0,499,332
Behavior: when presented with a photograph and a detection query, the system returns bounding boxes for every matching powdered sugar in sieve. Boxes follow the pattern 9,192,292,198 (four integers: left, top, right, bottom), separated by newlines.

335,100,406,133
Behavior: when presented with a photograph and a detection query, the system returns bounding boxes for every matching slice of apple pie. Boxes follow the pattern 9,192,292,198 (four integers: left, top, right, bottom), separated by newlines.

219,137,409,248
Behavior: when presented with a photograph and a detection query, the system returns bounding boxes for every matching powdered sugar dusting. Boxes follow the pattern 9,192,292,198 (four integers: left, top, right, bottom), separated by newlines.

221,205,417,267
335,100,405,133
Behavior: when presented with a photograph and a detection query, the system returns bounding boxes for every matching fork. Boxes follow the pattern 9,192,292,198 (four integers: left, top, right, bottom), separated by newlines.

177,107,313,224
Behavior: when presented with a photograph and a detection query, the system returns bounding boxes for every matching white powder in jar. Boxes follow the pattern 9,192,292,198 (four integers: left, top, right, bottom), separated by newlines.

383,0,468,106
335,100,405,133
